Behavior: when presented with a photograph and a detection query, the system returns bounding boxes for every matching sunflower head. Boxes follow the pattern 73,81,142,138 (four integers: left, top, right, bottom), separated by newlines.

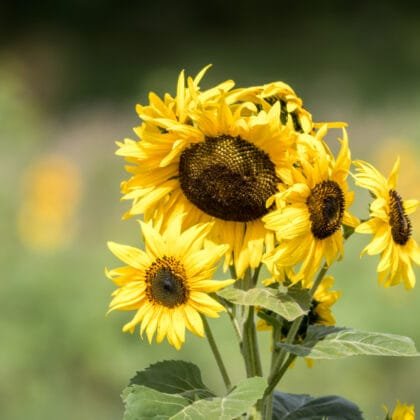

263,128,359,285
106,214,234,349
306,180,345,239
179,134,280,222
354,158,419,289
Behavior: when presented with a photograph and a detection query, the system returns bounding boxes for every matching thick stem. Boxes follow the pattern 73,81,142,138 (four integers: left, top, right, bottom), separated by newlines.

202,315,232,391
214,294,243,343
239,269,262,379
243,305,263,378
273,354,297,385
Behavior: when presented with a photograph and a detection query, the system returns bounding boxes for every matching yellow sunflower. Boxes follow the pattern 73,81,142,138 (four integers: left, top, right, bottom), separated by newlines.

106,214,234,349
353,158,419,289
311,275,341,326
384,401,415,420
117,69,301,278
263,128,359,286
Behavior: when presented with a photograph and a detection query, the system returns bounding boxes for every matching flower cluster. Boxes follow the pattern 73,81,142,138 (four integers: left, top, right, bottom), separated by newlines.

107,66,419,350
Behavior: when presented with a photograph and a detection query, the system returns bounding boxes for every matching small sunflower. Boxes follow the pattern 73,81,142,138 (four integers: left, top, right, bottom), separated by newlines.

353,158,419,289
118,68,301,278
263,128,359,286
384,401,415,420
106,215,234,349
310,275,341,327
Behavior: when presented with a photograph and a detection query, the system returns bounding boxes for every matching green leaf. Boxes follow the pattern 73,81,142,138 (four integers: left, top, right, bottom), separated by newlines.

277,327,420,359
217,287,310,321
129,360,215,401
272,391,363,419
170,377,267,420
122,385,189,420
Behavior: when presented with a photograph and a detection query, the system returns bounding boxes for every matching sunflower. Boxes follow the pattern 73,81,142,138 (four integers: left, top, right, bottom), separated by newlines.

117,68,301,278
384,401,415,420
106,214,234,349
263,128,359,286
353,158,419,289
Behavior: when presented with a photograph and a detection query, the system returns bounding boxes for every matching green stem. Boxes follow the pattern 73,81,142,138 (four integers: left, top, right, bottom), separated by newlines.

264,263,329,398
262,354,297,418
217,295,243,342
273,353,297,385
202,315,232,391
243,305,263,378
262,317,283,420
240,269,263,379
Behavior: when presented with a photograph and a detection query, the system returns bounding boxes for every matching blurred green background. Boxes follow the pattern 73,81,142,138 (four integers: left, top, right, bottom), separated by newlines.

1,1,419,418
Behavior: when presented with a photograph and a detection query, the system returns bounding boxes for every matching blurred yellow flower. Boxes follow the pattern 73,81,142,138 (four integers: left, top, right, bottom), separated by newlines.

385,401,415,420
106,214,234,350
17,155,81,251
354,158,419,289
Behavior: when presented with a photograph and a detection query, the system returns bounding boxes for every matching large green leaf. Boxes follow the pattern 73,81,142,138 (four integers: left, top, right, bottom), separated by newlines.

129,360,215,401
272,391,363,419
122,385,189,420
217,287,310,321
171,377,267,420
277,327,420,359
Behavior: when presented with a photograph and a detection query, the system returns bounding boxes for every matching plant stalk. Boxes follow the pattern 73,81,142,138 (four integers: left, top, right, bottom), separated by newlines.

241,269,263,379
202,315,232,391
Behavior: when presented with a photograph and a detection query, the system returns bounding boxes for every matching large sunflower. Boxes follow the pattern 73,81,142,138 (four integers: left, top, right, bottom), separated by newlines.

263,128,359,286
106,214,234,349
353,158,419,289
117,69,302,278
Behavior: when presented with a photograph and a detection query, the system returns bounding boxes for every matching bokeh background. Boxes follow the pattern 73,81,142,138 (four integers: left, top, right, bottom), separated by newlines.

1,1,419,419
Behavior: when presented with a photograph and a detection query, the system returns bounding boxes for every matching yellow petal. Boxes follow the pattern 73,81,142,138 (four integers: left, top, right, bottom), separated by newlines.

387,156,400,190
107,242,150,270
182,305,205,337
171,308,186,344
156,309,171,343
407,239,420,265
355,218,382,234
342,211,360,228
404,199,419,215
362,227,390,256
190,279,235,292
139,221,166,259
